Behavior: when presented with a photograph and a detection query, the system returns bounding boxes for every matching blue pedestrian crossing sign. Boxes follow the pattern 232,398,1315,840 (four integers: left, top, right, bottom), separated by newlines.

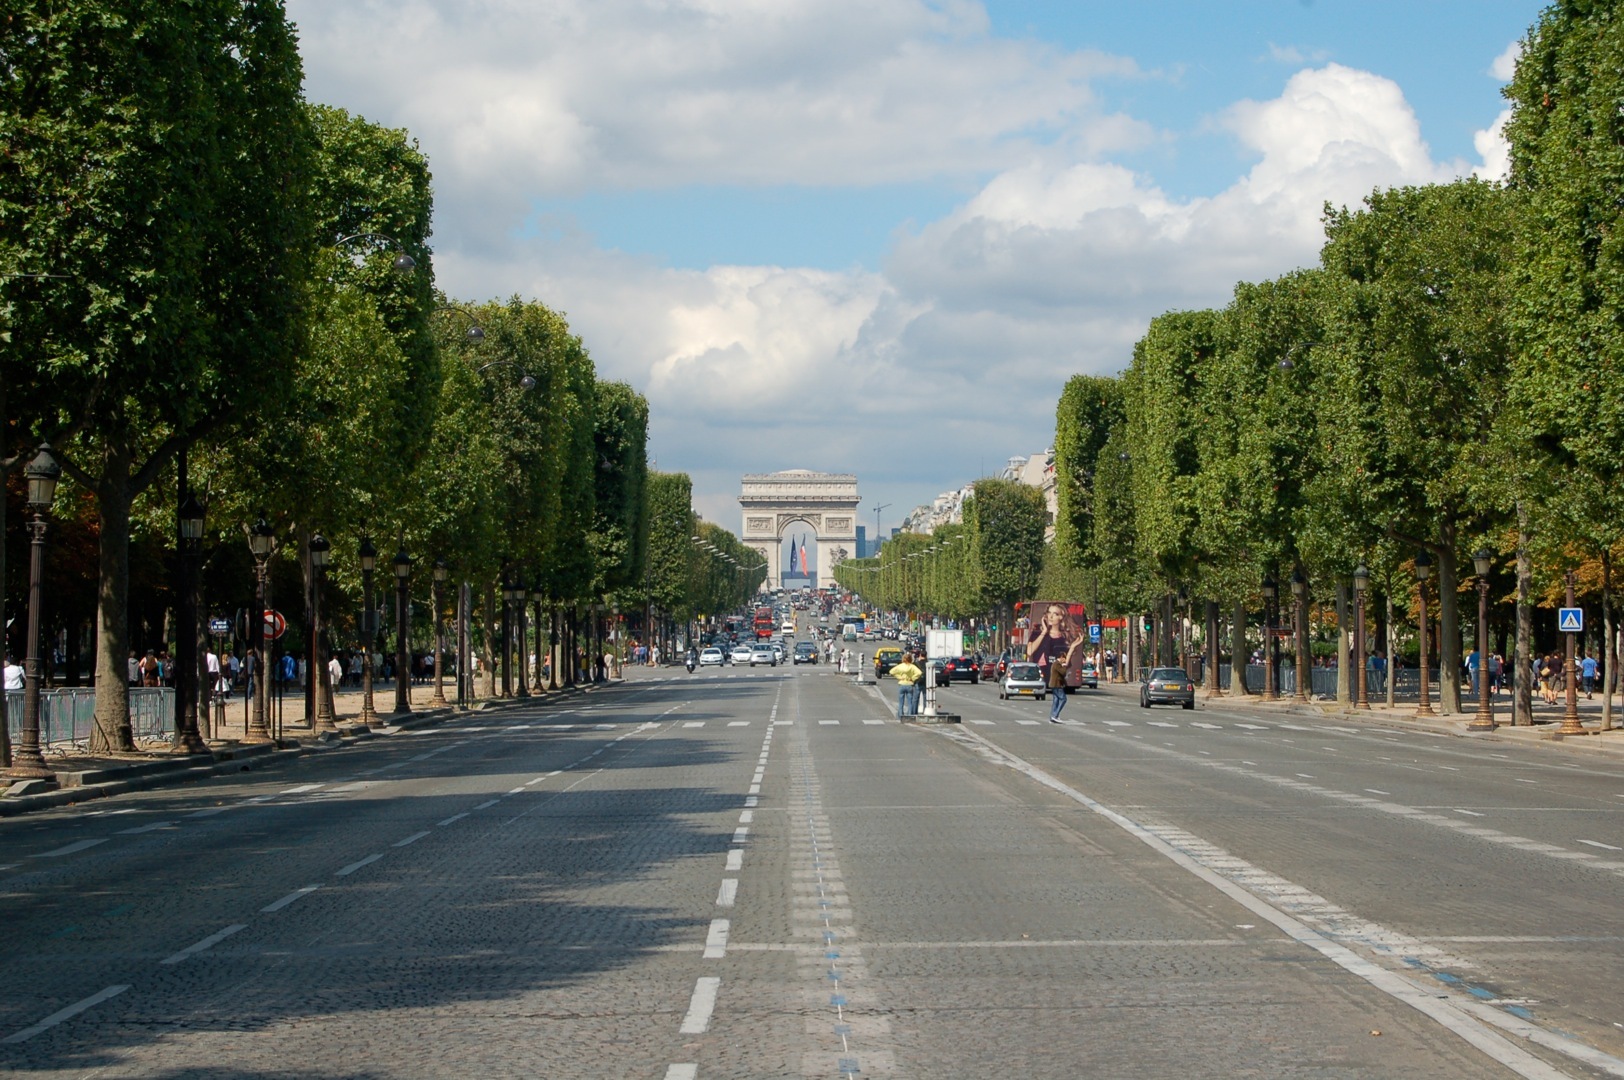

1088,622,1101,643
1559,607,1583,633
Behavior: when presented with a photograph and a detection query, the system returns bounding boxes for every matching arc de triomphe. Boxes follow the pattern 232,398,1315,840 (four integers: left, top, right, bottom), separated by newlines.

739,470,859,588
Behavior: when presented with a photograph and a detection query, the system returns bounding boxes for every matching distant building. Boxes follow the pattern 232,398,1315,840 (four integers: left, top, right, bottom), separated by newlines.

855,524,868,559
1001,450,1058,541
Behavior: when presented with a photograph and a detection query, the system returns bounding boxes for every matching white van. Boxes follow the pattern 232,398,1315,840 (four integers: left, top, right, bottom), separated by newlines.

842,623,857,641
781,619,796,636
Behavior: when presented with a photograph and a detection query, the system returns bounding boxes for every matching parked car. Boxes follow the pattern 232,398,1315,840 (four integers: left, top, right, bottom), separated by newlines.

729,644,754,665
699,647,725,667
750,644,778,667
978,656,999,681
941,655,979,685
1000,661,1045,700
1140,667,1195,709
792,642,818,664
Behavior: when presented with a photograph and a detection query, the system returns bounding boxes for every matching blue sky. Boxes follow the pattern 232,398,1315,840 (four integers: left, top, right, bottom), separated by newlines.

292,0,1540,538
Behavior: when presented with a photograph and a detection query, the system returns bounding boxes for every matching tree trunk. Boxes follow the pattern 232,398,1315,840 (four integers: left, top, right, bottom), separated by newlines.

1335,586,1351,706
480,583,497,699
1603,550,1614,732
1514,506,1533,726
91,445,136,753
1436,525,1461,714
1229,601,1250,695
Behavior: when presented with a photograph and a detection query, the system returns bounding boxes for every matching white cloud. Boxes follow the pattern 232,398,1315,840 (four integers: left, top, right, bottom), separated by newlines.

1474,109,1512,182
1491,39,1522,82
1265,43,1330,66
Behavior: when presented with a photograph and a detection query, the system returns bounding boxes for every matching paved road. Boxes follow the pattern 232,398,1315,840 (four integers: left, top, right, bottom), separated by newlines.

1,658,1620,1077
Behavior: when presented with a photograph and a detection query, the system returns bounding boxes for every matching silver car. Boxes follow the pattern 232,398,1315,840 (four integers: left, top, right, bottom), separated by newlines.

729,644,754,665
749,644,777,667
1140,667,1195,710
1000,661,1046,700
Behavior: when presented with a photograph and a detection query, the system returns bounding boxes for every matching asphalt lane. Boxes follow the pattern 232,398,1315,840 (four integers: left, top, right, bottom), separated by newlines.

1,658,1620,1077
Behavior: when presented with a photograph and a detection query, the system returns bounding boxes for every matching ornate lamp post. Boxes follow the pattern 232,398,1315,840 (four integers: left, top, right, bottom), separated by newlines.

532,587,546,691
6,445,61,784
246,516,276,742
1261,574,1279,701
174,489,208,753
1468,548,1496,732
309,534,335,731
1414,551,1434,717
430,559,449,706
1559,568,1585,736
513,578,530,698
1353,563,1370,710
1290,569,1309,703
393,547,413,715
501,580,518,698
358,536,379,726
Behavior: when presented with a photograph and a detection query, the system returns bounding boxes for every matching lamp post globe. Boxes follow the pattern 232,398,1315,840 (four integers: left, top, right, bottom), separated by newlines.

7,445,62,783
1352,564,1370,710
245,517,277,743
357,536,380,726
1414,551,1435,717
308,533,336,732
1261,574,1278,701
1469,548,1496,732
430,559,449,706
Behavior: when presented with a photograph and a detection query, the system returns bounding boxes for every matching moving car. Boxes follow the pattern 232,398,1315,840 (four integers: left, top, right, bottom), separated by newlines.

699,647,725,667
1000,661,1045,700
1075,661,1099,689
873,644,903,677
750,643,778,667
940,656,979,685
729,644,755,665
1141,667,1195,709
792,642,818,664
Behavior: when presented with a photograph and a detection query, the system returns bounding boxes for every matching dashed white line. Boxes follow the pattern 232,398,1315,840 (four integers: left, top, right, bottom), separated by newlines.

716,879,738,907
679,977,722,1033
336,853,384,877
738,810,754,824
117,821,174,835
1577,839,1623,851
473,799,499,810
185,806,229,818
703,918,731,958
260,885,321,913
1366,789,1391,796
726,849,743,871
33,839,107,858
732,827,750,844
437,812,470,827
280,783,324,794
1452,809,1485,818
161,924,247,965
2,985,130,1044
664,1066,698,1080
393,831,431,847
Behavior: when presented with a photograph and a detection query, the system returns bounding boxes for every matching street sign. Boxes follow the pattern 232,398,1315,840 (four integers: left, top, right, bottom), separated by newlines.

264,609,287,640
1559,607,1584,633
1088,623,1101,643
208,616,230,636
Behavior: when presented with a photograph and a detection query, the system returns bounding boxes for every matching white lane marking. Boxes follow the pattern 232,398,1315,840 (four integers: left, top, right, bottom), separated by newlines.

728,721,750,727
2,985,131,1044
1452,809,1485,818
280,783,324,794
863,719,886,725
117,821,174,835
1016,719,1041,725
703,918,731,958
968,719,995,726
732,827,749,843
244,795,277,804
717,879,738,907
1102,720,1131,727
393,831,431,848
953,731,1598,1080
1295,774,1316,780
1578,839,1623,851
336,853,384,877
185,806,229,817
437,812,470,826
1232,723,1267,730
328,782,368,793
1147,721,1179,729
524,777,545,787
1191,722,1221,729
748,784,761,795
1438,766,1459,772
33,839,107,858
819,719,840,725
473,799,499,810
738,810,754,824
1514,779,1537,784
665,1066,698,1080
726,850,743,871
506,786,526,796
260,885,321,913
744,796,758,808
683,721,706,728
679,977,721,1033
161,924,247,965
1366,789,1391,796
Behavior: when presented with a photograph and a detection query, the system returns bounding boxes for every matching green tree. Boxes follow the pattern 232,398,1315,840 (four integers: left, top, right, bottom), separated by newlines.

964,477,1046,626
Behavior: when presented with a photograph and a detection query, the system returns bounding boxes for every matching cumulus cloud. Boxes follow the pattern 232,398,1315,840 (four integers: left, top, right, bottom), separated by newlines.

1491,39,1522,82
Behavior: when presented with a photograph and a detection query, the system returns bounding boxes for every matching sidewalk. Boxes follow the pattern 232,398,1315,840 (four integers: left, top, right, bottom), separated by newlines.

0,675,615,818
1096,678,1624,759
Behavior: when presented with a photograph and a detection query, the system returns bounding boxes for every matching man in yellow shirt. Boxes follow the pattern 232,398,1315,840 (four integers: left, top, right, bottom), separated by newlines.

891,652,922,718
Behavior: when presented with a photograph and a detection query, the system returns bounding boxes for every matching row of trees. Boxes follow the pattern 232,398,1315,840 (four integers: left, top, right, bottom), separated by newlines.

0,2,735,757
1040,4,1624,722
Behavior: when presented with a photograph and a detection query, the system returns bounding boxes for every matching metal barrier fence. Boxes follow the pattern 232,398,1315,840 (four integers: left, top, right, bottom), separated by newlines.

4,688,174,751
1214,663,1433,700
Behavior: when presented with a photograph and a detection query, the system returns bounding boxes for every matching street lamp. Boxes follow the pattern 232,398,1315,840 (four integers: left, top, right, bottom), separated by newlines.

1352,563,1370,710
308,534,335,731
174,489,208,753
1468,548,1496,732
358,536,380,726
6,445,61,784
501,580,519,698
1559,568,1584,736
532,587,546,690
1261,573,1279,701
392,547,413,715
246,516,276,742
334,231,416,272
1414,551,1434,717
430,559,449,706
514,578,531,699
476,359,538,391
1290,569,1309,703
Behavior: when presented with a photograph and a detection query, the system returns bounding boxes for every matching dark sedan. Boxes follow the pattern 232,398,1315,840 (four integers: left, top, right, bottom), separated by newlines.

940,656,980,685
1140,667,1195,709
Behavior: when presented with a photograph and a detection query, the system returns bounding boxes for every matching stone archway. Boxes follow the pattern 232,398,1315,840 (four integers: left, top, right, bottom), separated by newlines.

739,470,859,588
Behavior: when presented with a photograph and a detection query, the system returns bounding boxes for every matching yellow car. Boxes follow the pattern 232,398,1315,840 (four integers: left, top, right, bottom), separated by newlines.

873,645,903,677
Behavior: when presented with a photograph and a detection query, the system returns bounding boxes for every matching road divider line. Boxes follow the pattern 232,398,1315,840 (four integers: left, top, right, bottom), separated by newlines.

717,879,738,907
336,853,384,877
437,812,470,827
117,821,174,835
664,1066,698,1080
33,838,108,858
393,831,431,847
703,918,731,958
679,977,721,1033
2,985,130,1044
161,924,247,965
726,849,743,871
261,885,321,913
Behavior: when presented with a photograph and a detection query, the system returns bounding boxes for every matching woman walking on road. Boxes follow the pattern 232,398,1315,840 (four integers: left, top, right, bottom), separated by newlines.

1048,655,1069,722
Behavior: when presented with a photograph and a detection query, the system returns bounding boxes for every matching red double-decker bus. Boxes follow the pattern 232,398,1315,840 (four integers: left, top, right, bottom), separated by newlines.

753,606,775,639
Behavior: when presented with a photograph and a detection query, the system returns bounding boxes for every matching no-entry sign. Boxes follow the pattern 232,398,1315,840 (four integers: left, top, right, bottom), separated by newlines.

264,609,287,640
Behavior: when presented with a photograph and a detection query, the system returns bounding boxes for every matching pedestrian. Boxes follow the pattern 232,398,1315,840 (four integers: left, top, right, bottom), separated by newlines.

1048,652,1069,722
1581,652,1598,698
890,651,922,719
127,651,141,686
139,649,160,687
206,648,222,697
3,655,23,691
327,653,343,690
